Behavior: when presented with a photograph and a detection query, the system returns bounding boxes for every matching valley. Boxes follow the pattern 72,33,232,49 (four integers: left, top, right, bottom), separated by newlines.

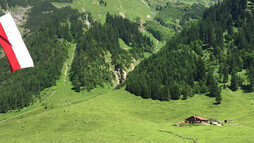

0,49,253,142
0,0,254,142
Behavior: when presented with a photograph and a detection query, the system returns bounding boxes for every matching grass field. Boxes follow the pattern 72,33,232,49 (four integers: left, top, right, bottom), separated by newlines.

0,85,253,142
0,43,253,142
53,0,155,23
146,0,217,7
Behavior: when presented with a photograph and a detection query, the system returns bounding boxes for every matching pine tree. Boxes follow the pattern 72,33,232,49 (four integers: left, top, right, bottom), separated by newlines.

182,85,193,100
208,22,215,48
164,86,171,101
196,56,206,81
249,65,254,92
206,69,214,87
223,62,229,83
216,88,222,104
213,46,222,59
72,74,81,92
0,0,7,10
140,80,150,99
171,83,181,100
159,86,170,101
209,75,220,97
230,69,238,91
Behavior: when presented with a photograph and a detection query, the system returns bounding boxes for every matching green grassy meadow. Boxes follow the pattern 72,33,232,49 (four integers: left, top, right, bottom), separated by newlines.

0,84,253,142
0,44,253,142
146,0,217,7
53,0,155,23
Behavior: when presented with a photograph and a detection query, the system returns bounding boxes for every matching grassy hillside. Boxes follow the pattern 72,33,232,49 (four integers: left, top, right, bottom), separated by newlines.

52,0,218,49
53,0,155,23
0,86,253,142
0,45,253,142
143,0,221,8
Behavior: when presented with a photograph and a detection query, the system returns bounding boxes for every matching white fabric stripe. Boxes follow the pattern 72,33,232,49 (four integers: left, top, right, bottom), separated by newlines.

0,13,34,68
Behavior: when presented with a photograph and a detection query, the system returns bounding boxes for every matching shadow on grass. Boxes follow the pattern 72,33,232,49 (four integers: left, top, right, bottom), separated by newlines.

213,102,220,105
205,93,216,98
204,94,221,105
71,95,99,105
240,85,252,93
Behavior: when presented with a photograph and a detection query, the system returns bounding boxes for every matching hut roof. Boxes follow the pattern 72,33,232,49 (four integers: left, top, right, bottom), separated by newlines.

186,115,208,121
193,116,208,121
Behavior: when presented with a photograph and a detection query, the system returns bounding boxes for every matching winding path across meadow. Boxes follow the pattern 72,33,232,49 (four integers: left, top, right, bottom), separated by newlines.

64,46,76,84
159,130,198,143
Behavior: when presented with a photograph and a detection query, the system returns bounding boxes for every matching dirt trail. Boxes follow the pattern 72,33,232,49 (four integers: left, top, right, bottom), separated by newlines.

64,63,69,83
141,0,150,8
64,47,76,84
42,90,55,103
159,130,198,143
154,39,160,52
82,8,91,27
49,90,55,98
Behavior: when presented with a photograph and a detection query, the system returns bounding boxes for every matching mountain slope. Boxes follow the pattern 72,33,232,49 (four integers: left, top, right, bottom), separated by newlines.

53,0,155,22
69,13,154,92
0,1,86,113
125,0,254,101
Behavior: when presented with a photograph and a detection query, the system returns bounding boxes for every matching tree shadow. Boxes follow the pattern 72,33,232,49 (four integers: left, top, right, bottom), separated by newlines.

241,85,252,93
213,102,220,105
205,93,216,98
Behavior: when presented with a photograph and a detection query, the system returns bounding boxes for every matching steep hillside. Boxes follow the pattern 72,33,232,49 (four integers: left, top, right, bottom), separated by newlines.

70,13,154,92
0,1,88,113
51,0,220,43
125,0,254,102
0,0,229,113
137,0,223,41
0,0,155,113
52,0,155,22
143,0,222,8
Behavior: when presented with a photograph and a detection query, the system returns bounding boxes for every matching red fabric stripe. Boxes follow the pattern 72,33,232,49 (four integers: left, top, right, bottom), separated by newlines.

0,22,21,73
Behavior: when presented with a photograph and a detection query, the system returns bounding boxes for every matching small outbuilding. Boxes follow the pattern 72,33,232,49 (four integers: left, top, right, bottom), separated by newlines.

185,115,209,124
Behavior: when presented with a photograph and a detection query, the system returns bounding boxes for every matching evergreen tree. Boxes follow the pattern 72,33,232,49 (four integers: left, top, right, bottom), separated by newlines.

191,40,203,56
141,82,150,99
223,62,229,83
230,69,238,91
215,88,222,104
163,86,171,101
218,63,224,81
213,46,222,59
196,56,206,81
0,0,7,10
182,85,193,100
209,75,220,97
170,83,181,100
219,61,229,83
206,69,214,87
249,65,254,92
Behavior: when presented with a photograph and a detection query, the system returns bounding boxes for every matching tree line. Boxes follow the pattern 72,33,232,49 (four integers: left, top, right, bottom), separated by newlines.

0,1,85,113
125,0,254,103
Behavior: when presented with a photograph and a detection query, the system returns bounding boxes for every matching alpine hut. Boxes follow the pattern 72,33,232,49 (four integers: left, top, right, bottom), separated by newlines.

185,115,209,124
